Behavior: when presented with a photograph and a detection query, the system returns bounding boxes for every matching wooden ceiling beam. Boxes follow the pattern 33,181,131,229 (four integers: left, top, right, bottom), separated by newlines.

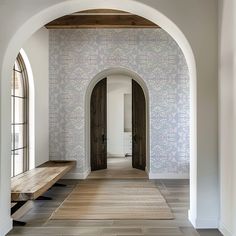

74,9,131,14
45,14,159,29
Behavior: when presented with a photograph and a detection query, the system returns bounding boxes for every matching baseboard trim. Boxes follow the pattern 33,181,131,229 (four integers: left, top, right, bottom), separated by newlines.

188,210,219,229
149,172,189,179
188,210,196,228
0,218,12,236
63,168,91,179
219,222,234,236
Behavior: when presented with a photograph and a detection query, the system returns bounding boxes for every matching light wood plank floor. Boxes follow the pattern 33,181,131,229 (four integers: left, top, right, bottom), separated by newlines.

88,157,147,179
8,158,222,235
7,179,222,236
51,179,173,220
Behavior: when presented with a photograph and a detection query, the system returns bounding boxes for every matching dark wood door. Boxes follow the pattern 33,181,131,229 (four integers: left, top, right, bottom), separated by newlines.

90,78,107,171
132,80,146,170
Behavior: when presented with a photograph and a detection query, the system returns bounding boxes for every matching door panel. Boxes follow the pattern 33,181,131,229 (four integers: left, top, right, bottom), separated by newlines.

132,80,146,170
90,78,107,171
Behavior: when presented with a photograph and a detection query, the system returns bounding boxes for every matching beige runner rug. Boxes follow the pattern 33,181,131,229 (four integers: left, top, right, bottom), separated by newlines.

51,179,174,220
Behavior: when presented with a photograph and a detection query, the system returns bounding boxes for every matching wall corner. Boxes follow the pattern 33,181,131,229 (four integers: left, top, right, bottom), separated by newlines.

0,217,12,236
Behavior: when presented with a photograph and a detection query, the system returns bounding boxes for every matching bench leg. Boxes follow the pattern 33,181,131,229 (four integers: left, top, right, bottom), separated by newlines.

54,183,66,187
13,220,26,226
11,201,27,215
11,201,27,226
36,196,52,200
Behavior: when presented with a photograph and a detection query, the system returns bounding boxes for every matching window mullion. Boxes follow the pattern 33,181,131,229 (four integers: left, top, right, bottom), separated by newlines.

11,54,29,177
13,64,16,176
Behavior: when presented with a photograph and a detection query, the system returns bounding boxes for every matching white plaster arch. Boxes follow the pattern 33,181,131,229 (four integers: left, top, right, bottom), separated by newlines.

85,67,150,174
0,0,197,232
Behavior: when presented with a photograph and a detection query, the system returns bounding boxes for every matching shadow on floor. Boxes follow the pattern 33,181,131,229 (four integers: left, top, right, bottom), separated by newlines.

197,229,223,236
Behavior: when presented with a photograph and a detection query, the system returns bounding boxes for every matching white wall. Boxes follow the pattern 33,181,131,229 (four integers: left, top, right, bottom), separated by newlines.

23,27,49,167
107,75,131,157
219,0,236,235
124,94,132,132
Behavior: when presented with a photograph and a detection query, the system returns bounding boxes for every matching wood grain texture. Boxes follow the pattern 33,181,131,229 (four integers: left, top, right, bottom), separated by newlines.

74,9,136,14
45,14,159,29
132,80,146,170
7,179,223,236
51,179,173,220
11,161,76,201
11,201,34,220
89,156,147,179
90,78,107,171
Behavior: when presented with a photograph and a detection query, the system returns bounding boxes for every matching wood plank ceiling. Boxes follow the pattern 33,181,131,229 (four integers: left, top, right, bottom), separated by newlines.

45,9,159,29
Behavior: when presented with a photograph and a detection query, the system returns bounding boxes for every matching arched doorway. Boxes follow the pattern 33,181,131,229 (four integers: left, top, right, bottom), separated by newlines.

0,1,203,233
90,73,146,174
86,68,150,175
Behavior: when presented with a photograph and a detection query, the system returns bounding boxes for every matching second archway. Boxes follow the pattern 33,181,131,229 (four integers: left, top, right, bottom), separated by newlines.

88,69,149,178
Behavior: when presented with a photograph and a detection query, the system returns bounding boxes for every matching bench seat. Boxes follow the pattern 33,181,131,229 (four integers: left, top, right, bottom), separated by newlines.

11,160,76,201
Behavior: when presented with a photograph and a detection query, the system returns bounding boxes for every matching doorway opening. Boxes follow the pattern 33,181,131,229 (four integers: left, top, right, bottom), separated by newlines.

89,70,148,179
107,75,133,174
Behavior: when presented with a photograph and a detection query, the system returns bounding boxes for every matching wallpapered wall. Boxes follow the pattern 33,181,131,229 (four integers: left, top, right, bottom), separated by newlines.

49,29,190,177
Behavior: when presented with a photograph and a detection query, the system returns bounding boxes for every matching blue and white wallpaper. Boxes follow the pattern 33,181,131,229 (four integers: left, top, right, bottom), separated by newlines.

49,29,190,176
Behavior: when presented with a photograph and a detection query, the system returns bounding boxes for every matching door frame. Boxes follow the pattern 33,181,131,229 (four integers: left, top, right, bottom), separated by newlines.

85,67,150,175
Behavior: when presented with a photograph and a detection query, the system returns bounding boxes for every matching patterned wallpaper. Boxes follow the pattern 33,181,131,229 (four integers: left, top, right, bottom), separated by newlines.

49,29,190,176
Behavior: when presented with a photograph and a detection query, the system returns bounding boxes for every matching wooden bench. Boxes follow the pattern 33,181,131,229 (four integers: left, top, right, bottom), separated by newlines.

11,160,76,225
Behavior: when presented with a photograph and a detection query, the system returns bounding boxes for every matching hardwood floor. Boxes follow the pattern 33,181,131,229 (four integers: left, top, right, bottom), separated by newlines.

8,158,222,235
51,179,173,220
88,157,147,179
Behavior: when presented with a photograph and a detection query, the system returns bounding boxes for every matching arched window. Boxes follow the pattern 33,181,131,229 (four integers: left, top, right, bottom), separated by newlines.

11,53,29,177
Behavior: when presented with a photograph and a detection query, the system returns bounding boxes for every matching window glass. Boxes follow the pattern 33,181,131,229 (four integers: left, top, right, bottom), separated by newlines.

13,125,25,150
14,149,24,176
14,98,24,123
13,71,24,97
11,53,28,177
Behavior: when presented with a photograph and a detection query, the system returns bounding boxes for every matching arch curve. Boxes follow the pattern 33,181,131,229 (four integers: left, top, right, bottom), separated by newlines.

0,0,197,231
85,67,150,173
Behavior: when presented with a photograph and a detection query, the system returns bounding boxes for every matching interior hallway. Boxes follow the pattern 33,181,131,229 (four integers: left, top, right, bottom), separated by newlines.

7,179,222,236
8,167,222,235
